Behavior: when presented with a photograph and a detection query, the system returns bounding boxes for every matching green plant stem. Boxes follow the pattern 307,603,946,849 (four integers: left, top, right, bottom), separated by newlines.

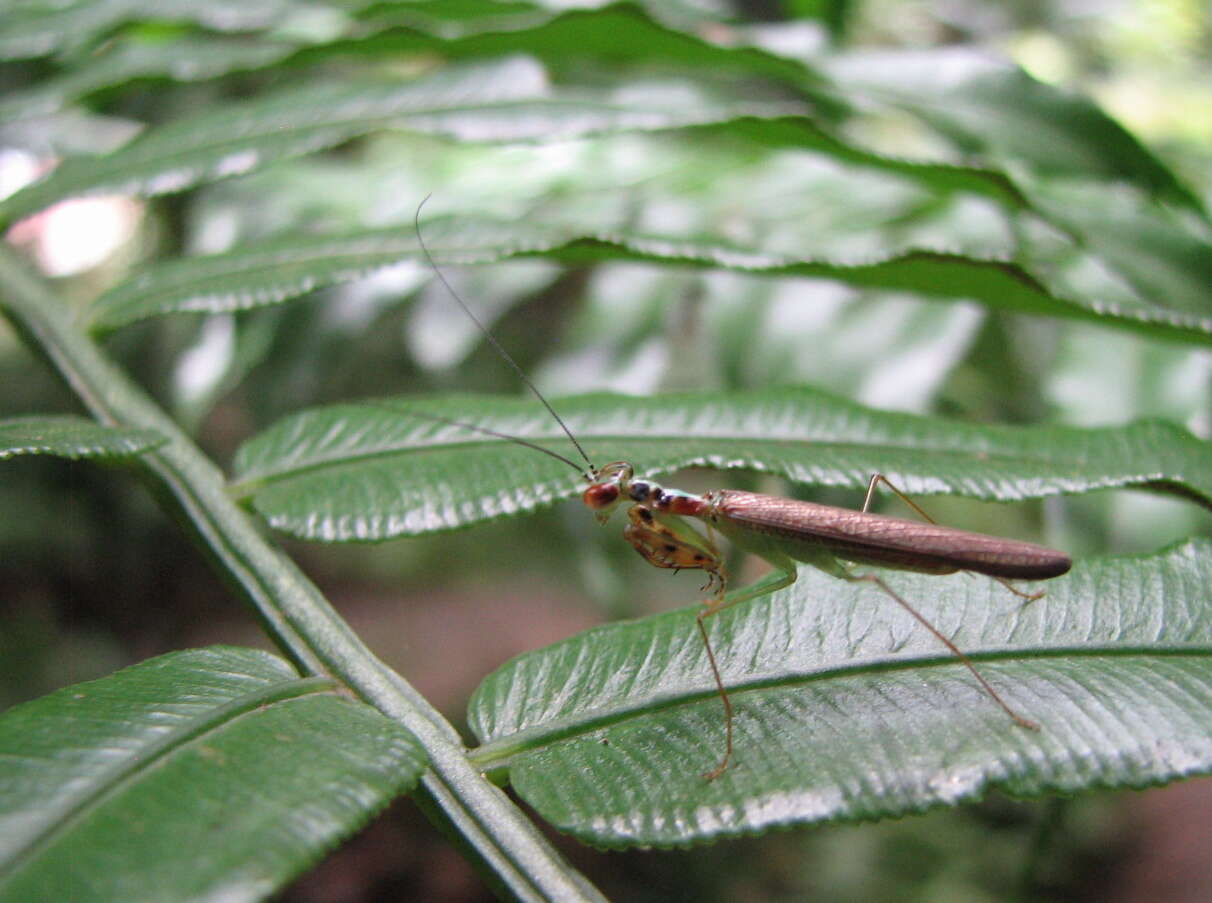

0,245,605,903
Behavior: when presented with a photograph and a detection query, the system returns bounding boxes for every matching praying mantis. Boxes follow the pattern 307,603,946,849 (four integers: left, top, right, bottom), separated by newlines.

405,200,1071,780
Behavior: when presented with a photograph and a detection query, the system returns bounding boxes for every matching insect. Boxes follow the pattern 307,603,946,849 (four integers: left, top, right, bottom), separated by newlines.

405,198,1071,780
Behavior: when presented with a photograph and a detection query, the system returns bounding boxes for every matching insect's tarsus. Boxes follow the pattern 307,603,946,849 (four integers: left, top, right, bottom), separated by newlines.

414,195,597,480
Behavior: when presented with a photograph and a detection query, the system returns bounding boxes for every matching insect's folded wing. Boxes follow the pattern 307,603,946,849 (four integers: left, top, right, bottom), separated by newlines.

711,491,1071,579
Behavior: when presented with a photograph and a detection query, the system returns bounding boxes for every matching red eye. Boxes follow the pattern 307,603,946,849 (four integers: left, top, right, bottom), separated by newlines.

583,483,620,510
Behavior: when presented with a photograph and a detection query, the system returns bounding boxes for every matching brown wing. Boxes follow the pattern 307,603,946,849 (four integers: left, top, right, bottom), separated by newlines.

709,490,1071,579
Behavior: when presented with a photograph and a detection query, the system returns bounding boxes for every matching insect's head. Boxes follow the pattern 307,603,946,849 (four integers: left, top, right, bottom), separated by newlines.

582,461,634,524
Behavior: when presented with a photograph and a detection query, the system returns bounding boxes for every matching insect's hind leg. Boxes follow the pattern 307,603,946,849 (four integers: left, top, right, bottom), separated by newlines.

862,472,939,522
862,472,1047,603
841,568,1040,731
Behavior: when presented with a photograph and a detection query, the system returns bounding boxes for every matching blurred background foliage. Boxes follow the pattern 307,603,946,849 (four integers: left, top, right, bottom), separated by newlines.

1,0,1209,900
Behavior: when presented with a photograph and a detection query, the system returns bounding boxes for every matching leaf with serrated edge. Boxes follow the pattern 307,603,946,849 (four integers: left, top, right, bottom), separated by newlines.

230,390,1212,542
0,647,424,901
467,540,1212,846
87,218,1212,341
0,416,164,460
0,57,801,227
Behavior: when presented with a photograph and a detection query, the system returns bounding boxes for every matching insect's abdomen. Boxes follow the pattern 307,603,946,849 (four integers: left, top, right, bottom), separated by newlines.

708,490,1071,580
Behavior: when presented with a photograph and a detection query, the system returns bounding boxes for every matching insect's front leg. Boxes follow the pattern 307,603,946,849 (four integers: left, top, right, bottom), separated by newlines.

622,504,737,778
625,506,808,779
622,505,727,600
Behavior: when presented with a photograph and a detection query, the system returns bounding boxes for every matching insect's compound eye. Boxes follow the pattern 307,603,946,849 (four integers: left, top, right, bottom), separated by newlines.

629,481,651,501
583,482,620,510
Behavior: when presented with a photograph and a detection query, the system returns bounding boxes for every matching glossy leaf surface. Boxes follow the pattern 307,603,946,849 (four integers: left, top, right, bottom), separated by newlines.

0,647,424,903
467,540,1212,845
231,390,1212,542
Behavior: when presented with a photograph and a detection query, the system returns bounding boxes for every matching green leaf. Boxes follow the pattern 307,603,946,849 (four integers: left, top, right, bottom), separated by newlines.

4,3,1017,208
86,219,533,330
1028,182,1212,319
360,2,824,96
229,389,1212,542
0,36,296,122
0,646,425,903
341,4,1068,207
87,216,1212,341
467,540,1212,846
0,416,164,460
824,50,1202,210
526,233,1212,344
0,56,801,226
0,0,309,61
702,116,1028,206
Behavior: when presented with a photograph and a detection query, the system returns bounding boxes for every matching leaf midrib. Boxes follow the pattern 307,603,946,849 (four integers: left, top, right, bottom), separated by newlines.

0,675,338,887
232,431,1096,493
467,646,1211,767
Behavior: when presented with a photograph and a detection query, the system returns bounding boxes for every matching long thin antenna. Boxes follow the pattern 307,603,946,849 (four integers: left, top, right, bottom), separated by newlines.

414,195,597,476
362,401,591,480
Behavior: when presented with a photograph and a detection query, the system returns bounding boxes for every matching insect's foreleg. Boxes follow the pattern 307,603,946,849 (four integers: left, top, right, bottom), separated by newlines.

623,505,724,590
862,472,1046,603
842,569,1040,731
627,506,802,779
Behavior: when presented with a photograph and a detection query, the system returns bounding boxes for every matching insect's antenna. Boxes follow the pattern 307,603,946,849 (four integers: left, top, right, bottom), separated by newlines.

362,402,592,481
414,195,597,478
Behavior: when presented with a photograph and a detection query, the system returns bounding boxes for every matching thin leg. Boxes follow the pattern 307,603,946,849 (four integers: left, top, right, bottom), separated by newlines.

994,576,1045,603
844,570,1040,731
696,613,734,781
862,472,938,523
863,472,1047,603
695,566,798,780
